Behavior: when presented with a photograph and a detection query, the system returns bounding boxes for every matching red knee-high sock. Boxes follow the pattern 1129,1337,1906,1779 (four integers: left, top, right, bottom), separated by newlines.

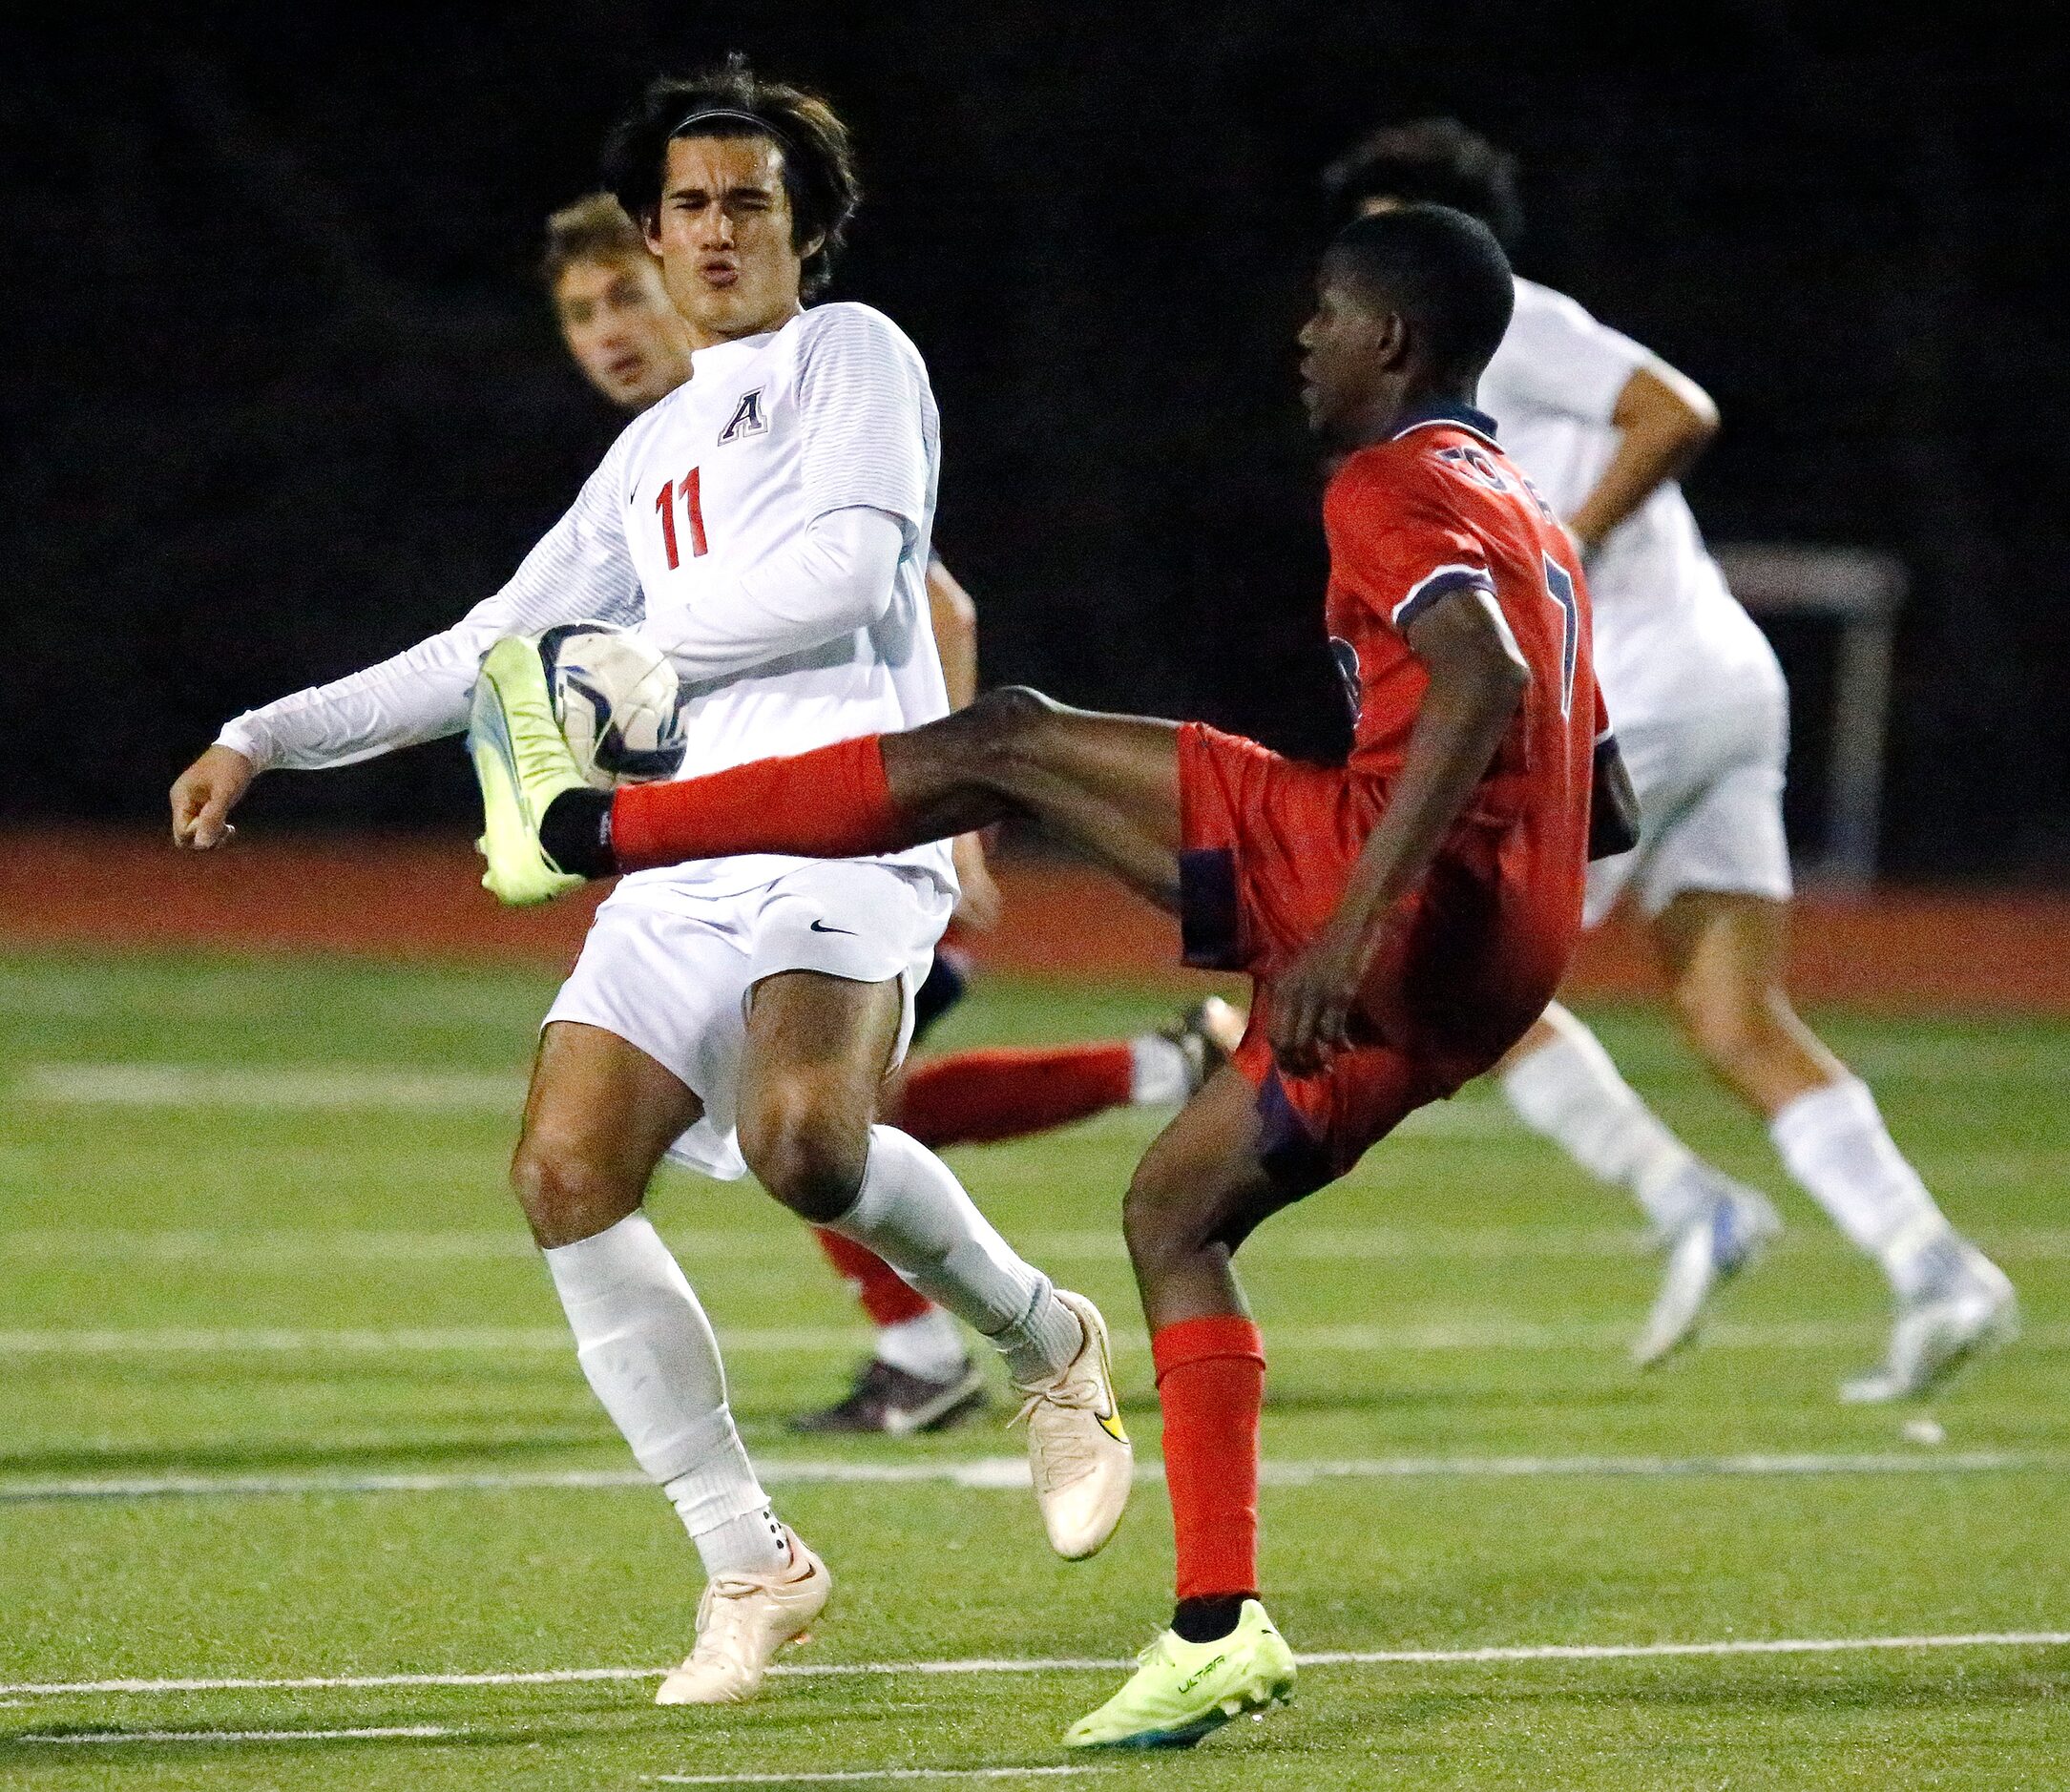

893,1043,1136,1148
612,734,911,871
814,1227,933,1329
1152,1316,1266,1601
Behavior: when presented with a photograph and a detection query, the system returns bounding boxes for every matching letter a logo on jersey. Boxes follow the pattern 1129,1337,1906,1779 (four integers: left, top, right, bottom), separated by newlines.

718,388,767,445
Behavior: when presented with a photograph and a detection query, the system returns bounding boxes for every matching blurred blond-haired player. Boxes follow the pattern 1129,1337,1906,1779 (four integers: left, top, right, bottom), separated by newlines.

539,194,1237,1435
1326,120,2015,1399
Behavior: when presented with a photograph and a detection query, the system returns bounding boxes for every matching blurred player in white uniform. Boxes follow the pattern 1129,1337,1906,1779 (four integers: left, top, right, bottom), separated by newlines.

542,192,1235,1434
1327,120,2014,1399
170,60,1131,1702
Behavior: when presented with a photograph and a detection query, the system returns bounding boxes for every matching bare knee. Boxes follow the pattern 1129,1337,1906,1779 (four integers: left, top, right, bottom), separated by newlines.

511,1134,645,1250
965,683,1062,737
738,1074,872,1224
1673,970,1779,1084
1123,1162,1231,1288
956,685,1065,789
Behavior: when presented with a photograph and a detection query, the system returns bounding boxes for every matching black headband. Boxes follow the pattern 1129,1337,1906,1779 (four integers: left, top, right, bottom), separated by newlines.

668,106,797,156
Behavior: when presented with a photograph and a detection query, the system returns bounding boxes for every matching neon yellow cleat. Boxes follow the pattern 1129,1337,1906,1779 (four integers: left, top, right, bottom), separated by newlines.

468,636,590,906
1063,1600,1296,1749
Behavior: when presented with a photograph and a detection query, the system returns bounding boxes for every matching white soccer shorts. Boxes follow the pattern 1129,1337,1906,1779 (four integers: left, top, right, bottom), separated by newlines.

1584,690,1793,927
543,861,953,1180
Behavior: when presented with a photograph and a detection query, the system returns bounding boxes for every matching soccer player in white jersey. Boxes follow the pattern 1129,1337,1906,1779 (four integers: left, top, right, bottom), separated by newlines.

1324,120,2015,1398
541,190,1238,1435
168,59,1132,1702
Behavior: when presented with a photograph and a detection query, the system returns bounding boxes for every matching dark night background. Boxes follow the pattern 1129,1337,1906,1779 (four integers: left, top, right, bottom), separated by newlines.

4,4,2063,878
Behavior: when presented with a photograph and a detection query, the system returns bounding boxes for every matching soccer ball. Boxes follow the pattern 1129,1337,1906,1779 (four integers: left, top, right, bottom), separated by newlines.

536,622,688,789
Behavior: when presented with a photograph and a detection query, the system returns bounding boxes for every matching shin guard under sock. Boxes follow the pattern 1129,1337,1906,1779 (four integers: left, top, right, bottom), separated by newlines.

612,734,909,871
1152,1315,1266,1603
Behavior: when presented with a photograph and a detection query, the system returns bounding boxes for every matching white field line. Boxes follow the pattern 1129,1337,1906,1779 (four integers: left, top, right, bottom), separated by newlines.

18,1049,2070,1124
651,1771,1104,1785
10,1062,1505,1135
21,1724,461,1745
0,1225,1650,1266
17,1740,1091,1779
6,1319,2065,1357
6,1631,2067,1700
15,1064,528,1112
3,1449,2058,1507
10,1223,2070,1269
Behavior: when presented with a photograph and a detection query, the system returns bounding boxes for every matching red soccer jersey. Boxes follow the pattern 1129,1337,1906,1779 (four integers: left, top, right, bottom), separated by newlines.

1322,403,1603,874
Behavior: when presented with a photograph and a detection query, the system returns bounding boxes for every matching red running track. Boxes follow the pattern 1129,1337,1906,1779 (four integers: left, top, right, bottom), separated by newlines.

5,825,2067,1015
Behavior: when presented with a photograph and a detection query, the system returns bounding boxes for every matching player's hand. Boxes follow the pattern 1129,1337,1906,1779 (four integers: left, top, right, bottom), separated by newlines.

170,745,256,850
950,832,1004,932
1269,918,1370,1077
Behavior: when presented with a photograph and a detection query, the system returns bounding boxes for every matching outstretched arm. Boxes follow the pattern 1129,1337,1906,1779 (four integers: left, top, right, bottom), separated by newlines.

170,446,640,848
1269,590,1530,1073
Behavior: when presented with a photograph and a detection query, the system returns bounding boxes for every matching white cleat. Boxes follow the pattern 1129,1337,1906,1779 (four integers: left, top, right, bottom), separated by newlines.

1841,1240,2018,1404
1633,1176,1782,1368
1011,1289,1132,1560
655,1529,831,1706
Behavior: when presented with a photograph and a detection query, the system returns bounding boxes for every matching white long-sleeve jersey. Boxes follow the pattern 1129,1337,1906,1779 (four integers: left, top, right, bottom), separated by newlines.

219,302,955,902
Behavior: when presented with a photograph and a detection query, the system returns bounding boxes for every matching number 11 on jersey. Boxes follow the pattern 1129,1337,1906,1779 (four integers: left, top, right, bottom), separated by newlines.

655,469,708,570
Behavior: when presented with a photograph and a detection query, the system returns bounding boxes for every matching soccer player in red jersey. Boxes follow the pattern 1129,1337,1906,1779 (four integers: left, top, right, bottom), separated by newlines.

488,204,1628,1746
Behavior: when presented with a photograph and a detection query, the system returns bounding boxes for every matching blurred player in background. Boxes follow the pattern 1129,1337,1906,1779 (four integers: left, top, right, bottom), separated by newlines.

172,60,1135,1705
477,204,1624,1749
542,193,1238,1434
1324,120,2016,1398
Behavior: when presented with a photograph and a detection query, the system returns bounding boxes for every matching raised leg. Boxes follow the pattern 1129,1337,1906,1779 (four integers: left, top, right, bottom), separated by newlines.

596,688,1186,910
881,690,1185,907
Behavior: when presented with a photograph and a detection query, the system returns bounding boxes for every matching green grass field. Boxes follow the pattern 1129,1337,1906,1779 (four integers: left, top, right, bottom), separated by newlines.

1,947,2065,1789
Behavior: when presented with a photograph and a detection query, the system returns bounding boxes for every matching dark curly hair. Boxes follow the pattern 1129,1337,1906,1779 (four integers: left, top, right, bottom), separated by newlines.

600,55,862,299
1321,117,1523,252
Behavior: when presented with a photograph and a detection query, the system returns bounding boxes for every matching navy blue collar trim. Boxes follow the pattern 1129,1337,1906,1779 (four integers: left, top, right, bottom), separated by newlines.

1390,401,1499,445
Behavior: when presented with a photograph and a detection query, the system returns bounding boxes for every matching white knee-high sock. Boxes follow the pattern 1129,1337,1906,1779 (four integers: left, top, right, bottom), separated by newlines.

830,1126,1081,1384
1499,1007,1709,1233
1769,1076,1950,1296
544,1214,787,1578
